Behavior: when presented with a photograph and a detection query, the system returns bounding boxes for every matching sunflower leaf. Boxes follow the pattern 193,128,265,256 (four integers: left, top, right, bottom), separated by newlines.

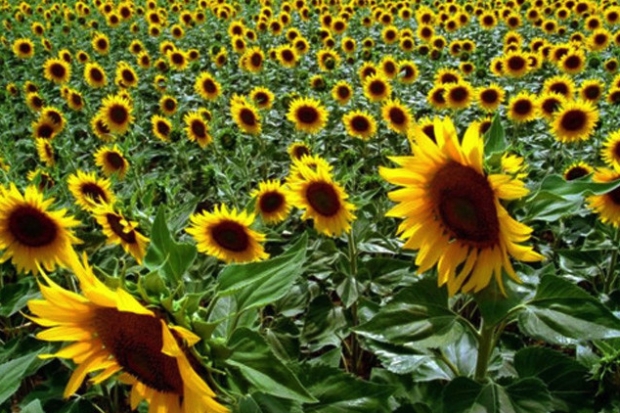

519,274,620,344
0,353,39,406
144,205,197,284
484,113,506,156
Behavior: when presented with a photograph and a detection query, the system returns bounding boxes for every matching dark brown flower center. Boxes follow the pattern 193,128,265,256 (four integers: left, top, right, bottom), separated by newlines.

171,53,184,64
203,79,217,94
106,213,137,243
297,106,319,124
259,191,285,214
156,120,170,136
110,105,129,124
251,53,262,67
281,49,295,62
19,43,32,53
37,123,55,139
507,55,526,71
389,107,406,125
432,88,446,104
564,55,581,69
91,68,104,82
122,69,135,83
565,166,589,180
369,80,386,95
81,183,108,204
97,39,108,50
514,99,532,115
50,63,66,78
191,120,207,138
105,152,125,169
211,220,249,252
550,82,569,96
293,146,310,159
430,162,499,246
560,109,587,132
337,86,350,99
71,94,83,106
351,115,370,132
92,308,184,394
481,89,499,104
306,182,341,216
440,73,459,83
449,86,468,103
163,99,176,111
8,205,58,247
240,108,257,126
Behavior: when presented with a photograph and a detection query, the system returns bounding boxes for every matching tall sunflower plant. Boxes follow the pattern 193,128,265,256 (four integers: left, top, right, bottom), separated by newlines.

358,115,620,412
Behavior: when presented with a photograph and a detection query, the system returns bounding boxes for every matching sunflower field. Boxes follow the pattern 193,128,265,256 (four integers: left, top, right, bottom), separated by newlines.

4,0,620,411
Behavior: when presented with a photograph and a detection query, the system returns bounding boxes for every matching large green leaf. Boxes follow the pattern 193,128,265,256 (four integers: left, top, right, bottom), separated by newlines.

235,393,303,413
442,377,552,413
226,328,316,403
0,280,40,317
144,205,197,284
301,295,348,352
299,365,395,413
355,279,465,348
474,278,529,327
484,113,506,156
20,399,44,413
0,353,39,405
518,274,620,344
514,347,593,411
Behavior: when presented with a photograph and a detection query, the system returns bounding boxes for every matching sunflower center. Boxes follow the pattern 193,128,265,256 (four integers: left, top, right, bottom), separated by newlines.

110,105,129,124
251,53,262,67
105,152,125,169
97,39,108,50
282,50,295,62
91,69,104,81
608,186,620,205
172,53,184,64
449,87,468,103
541,97,561,114
19,43,31,53
240,108,257,126
211,220,249,252
514,99,532,115
51,63,66,78
259,191,285,213
106,213,137,243
191,120,207,137
203,80,216,94
293,146,310,159
92,308,184,394
8,205,58,247
550,83,569,96
369,80,386,95
71,94,82,106
255,92,268,104
351,115,370,132
297,106,319,124
507,56,526,71
81,183,107,203
564,55,581,69
481,89,499,104
38,123,55,139
389,108,406,125
565,166,589,180
337,87,350,99
122,70,135,83
306,182,341,217
441,73,459,84
430,162,499,246
560,109,587,132
156,121,170,136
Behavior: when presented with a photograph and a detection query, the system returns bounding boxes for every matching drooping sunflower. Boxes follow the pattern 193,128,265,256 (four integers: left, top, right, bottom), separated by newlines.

93,204,149,263
507,91,539,123
249,86,275,109
587,168,620,227
94,145,129,178
97,94,134,135
194,72,222,101
476,84,505,112
601,130,620,170
151,114,173,142
251,180,292,224
67,170,116,212
331,81,353,105
379,117,543,295
286,97,329,134
231,98,262,135
187,204,268,264
287,163,355,237
84,62,107,88
43,58,71,84
362,73,392,102
342,110,377,140
550,99,599,143
13,38,35,58
28,255,229,413
183,111,212,148
0,185,80,273
381,99,413,134
563,161,593,181
36,138,55,167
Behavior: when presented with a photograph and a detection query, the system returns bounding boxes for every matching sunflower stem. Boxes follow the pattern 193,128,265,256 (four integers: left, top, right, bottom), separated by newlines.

474,319,495,383
604,227,620,294
346,230,362,375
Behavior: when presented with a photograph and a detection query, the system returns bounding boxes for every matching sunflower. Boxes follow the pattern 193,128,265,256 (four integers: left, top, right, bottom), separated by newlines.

379,117,542,295
187,204,267,263
151,115,173,142
194,72,221,100
563,161,593,181
92,32,110,55
27,255,229,413
427,85,447,110
94,145,129,178
434,68,462,84
381,99,412,134
287,142,312,160
601,130,620,170
587,168,620,227
43,58,71,84
13,38,35,58
579,79,604,102
84,62,107,88
159,95,178,116
288,164,355,237
67,171,116,212
231,98,262,135
242,47,264,73
331,80,353,105
444,82,474,110
36,138,55,167
168,50,188,71
98,95,134,135
502,50,529,78
542,74,575,99
93,204,149,263
362,73,392,103
249,86,275,109
537,92,567,121
398,60,418,84
251,180,292,224
66,89,85,112
476,84,505,112
550,99,599,143
342,110,377,140
115,63,139,89
32,118,58,140
286,97,329,134
316,48,341,71
558,49,586,75
0,185,80,273
276,44,299,68
507,91,539,123
91,114,115,142
26,92,45,112
184,111,212,148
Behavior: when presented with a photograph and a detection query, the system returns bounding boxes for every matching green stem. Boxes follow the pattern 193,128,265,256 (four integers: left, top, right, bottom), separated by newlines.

605,227,620,294
347,230,358,277
474,319,495,383
346,230,362,374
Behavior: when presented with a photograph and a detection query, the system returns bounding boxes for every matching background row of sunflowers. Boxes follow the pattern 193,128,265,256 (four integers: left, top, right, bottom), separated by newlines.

2,0,620,411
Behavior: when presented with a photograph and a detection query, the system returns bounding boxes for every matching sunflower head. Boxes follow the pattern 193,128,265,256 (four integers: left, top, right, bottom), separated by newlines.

286,97,329,134
251,180,292,224
67,170,116,211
